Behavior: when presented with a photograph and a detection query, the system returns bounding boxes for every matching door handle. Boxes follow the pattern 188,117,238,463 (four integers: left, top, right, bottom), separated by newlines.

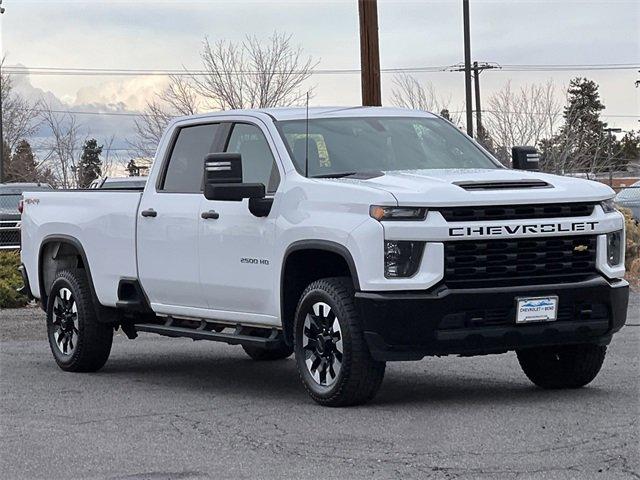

201,210,220,220
141,208,157,218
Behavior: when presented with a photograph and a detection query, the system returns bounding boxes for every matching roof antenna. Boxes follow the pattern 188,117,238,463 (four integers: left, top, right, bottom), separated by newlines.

305,91,310,178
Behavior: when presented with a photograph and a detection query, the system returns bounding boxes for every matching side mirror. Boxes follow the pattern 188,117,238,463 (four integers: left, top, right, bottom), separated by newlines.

203,153,265,201
511,146,540,171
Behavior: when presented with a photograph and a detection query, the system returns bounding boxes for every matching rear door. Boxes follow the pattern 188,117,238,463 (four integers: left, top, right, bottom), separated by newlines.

137,122,224,309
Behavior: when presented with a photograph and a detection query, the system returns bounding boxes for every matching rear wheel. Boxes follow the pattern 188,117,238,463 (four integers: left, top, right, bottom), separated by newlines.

46,269,113,372
294,277,385,407
242,340,293,361
517,344,607,389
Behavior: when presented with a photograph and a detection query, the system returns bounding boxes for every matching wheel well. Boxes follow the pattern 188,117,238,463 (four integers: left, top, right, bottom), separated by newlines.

281,248,356,345
39,240,86,305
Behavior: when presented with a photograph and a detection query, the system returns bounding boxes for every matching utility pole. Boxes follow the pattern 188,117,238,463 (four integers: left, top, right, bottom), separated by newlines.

448,61,500,137
473,61,499,139
358,0,381,106
604,127,622,186
462,0,473,136
473,62,482,138
0,0,5,183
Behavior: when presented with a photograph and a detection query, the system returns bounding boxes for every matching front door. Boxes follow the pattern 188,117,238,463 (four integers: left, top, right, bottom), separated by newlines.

137,122,222,310
198,122,282,324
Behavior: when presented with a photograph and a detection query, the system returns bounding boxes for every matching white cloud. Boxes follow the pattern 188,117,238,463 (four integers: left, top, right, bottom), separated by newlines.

73,76,169,112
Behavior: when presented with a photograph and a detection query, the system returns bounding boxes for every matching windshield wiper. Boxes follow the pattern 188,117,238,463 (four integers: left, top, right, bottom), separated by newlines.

311,170,384,180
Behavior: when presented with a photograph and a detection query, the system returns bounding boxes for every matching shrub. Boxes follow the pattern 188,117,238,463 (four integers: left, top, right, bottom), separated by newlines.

0,250,28,308
621,208,640,271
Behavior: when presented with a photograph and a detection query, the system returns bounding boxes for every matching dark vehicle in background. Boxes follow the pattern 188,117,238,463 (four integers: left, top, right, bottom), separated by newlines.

615,181,640,221
89,176,147,190
0,183,53,250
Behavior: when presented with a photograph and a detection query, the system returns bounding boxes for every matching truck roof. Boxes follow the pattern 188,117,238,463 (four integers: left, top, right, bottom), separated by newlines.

172,106,439,123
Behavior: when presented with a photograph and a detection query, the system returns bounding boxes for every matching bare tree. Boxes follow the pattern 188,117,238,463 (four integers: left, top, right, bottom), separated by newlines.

483,80,562,164
40,102,81,188
129,74,200,159
390,73,462,125
1,57,41,152
130,32,315,159
194,32,317,110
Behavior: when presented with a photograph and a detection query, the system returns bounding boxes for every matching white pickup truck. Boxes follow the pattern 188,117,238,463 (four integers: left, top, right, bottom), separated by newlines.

19,107,629,406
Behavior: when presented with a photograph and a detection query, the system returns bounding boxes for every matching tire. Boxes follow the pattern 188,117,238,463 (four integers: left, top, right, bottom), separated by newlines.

46,269,113,372
293,277,385,407
242,340,293,361
517,344,607,389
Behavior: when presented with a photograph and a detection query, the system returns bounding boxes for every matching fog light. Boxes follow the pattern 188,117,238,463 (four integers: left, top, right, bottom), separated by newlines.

606,230,623,266
384,241,424,278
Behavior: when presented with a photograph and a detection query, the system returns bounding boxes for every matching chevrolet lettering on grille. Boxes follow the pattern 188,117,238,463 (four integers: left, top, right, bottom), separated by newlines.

448,221,599,237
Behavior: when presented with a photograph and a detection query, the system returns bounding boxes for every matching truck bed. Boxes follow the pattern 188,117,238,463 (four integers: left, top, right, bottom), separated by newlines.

20,190,143,306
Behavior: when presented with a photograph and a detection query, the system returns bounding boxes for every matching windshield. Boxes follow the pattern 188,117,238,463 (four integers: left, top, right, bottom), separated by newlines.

0,194,21,214
279,116,499,177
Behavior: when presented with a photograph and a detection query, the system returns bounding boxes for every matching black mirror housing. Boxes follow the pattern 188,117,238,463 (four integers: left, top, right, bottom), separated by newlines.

512,146,540,171
203,152,266,201
204,183,265,201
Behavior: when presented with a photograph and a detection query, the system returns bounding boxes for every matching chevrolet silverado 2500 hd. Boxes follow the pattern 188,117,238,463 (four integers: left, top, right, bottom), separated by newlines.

19,107,629,406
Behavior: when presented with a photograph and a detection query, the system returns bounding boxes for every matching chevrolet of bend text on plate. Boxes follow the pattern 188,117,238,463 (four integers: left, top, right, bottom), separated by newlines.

19,107,629,406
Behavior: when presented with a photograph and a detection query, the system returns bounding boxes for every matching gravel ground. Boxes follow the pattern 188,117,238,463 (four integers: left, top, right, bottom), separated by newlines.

0,292,638,480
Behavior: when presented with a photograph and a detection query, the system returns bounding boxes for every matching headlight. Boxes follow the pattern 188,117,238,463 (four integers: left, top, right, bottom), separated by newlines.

606,230,623,266
600,199,617,213
370,206,427,221
384,241,424,278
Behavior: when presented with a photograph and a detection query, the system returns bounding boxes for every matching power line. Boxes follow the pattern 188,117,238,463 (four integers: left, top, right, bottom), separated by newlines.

3,63,638,77
23,107,639,119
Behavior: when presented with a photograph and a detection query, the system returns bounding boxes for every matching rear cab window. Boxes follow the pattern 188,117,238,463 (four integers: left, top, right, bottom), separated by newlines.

160,123,221,193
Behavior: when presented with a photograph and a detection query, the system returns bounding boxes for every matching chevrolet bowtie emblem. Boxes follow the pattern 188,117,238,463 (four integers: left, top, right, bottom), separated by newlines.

574,245,589,252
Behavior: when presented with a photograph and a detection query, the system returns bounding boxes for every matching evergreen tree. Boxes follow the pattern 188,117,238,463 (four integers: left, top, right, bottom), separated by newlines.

7,139,38,182
616,131,639,171
78,139,103,188
540,78,609,175
561,78,606,160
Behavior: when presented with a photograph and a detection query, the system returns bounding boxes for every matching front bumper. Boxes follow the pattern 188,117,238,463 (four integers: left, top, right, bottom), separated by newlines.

355,276,629,361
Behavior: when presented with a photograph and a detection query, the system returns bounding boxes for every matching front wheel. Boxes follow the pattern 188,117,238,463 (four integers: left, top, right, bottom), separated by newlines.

294,277,385,407
517,344,607,389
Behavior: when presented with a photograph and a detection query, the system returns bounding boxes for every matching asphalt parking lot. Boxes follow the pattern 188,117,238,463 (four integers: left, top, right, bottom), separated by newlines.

1,293,638,480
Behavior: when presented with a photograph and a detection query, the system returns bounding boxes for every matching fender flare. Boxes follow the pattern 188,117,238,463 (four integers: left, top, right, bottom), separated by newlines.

281,239,361,291
37,234,100,311
280,240,360,344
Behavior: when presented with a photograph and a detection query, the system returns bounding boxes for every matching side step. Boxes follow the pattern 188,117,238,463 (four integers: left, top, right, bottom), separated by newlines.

135,318,282,350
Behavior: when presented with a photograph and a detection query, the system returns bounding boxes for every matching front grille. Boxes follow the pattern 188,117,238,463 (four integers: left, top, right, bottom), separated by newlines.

438,302,609,330
436,202,595,222
444,235,597,287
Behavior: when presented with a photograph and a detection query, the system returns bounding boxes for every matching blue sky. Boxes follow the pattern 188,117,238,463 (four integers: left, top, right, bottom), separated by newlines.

1,0,638,151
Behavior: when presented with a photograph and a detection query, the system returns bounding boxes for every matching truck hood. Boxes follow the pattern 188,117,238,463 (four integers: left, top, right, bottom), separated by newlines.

339,169,614,206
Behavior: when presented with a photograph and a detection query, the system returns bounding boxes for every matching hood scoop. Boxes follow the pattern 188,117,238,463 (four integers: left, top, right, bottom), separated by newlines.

453,179,552,191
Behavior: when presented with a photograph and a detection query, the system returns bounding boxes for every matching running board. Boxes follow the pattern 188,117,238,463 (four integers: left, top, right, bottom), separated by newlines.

135,319,282,349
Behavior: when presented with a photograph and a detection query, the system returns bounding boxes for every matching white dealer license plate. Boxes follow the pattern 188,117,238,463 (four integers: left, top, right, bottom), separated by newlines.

516,296,559,324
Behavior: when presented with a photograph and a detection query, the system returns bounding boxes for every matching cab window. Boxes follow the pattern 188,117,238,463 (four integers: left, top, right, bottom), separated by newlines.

226,123,280,194
161,123,220,193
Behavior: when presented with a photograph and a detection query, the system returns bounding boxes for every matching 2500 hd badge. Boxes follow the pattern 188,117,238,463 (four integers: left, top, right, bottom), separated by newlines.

449,221,599,237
